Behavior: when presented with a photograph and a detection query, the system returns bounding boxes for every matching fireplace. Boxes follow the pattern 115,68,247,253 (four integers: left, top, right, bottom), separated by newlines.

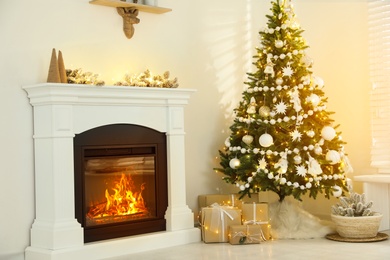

23,83,200,260
74,124,168,242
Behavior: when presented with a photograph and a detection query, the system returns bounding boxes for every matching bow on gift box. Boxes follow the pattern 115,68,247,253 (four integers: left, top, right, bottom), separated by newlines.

208,203,239,240
232,226,266,244
243,202,268,241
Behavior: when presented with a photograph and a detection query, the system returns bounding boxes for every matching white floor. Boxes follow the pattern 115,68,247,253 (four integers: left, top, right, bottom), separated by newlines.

107,230,390,260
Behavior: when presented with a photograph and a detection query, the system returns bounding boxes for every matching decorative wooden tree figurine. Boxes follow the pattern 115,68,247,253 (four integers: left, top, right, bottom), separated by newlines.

215,0,353,203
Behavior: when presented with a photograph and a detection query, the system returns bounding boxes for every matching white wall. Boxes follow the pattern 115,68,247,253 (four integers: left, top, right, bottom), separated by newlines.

0,0,370,259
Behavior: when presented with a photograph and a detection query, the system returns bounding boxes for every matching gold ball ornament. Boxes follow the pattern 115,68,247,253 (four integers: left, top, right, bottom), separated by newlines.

259,105,271,117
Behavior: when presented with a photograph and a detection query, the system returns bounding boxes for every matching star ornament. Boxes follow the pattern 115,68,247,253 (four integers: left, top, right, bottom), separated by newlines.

296,165,307,177
282,65,294,77
275,101,287,114
291,129,302,142
259,157,268,170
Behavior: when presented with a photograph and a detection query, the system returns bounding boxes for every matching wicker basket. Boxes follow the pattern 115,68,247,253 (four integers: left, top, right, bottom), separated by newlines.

331,213,383,238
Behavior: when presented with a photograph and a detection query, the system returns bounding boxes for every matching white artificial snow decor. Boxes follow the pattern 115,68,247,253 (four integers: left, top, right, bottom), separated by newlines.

269,199,334,239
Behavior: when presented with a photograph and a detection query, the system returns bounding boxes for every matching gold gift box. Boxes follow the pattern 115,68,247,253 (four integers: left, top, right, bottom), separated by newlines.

229,224,271,245
198,193,260,209
201,205,242,243
241,202,269,224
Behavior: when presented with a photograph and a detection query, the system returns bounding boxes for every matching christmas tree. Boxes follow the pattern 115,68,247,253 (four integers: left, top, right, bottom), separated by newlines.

215,0,353,202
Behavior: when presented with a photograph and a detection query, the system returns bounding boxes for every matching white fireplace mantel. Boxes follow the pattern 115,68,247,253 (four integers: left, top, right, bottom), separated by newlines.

23,83,200,260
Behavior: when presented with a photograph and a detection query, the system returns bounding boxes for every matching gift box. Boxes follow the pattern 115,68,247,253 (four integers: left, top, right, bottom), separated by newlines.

229,224,270,244
241,202,269,225
198,194,238,209
198,193,260,209
201,204,242,243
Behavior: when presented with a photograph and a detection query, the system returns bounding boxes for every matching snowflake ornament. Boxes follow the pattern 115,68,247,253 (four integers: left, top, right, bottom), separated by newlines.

291,129,302,142
282,65,294,77
296,165,307,177
259,157,268,170
275,101,287,114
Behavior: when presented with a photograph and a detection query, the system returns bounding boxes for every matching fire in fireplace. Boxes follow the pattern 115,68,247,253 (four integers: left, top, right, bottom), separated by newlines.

74,124,168,242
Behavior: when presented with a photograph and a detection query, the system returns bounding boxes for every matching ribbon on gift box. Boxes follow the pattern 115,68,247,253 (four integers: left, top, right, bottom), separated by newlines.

209,203,239,240
232,225,265,244
243,202,268,241
243,202,267,225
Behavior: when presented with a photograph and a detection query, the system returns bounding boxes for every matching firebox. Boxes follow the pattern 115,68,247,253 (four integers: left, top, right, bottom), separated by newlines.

74,124,168,243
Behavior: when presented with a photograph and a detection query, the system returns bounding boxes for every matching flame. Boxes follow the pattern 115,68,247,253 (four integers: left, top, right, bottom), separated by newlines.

87,173,147,219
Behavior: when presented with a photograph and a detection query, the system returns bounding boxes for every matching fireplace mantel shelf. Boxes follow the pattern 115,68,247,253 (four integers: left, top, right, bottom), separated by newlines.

24,83,194,106
23,83,200,260
89,0,172,14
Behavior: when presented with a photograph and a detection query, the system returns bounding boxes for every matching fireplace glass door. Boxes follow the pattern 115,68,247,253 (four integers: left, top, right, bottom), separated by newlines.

74,124,168,242
84,149,156,227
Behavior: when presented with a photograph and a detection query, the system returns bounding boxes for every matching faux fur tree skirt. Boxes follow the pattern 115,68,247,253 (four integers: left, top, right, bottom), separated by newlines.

269,199,335,239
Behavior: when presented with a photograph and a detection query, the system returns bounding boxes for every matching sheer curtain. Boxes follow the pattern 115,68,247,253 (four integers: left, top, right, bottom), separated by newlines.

369,0,390,174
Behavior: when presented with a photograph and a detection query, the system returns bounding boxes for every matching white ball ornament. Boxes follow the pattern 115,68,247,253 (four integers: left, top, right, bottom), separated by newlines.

224,137,231,147
275,40,284,48
332,185,342,197
314,76,325,88
259,133,274,147
326,150,341,164
314,146,322,155
242,135,254,145
308,94,320,107
294,155,302,164
276,77,284,85
321,126,336,141
229,158,241,169
306,130,315,138
301,55,313,67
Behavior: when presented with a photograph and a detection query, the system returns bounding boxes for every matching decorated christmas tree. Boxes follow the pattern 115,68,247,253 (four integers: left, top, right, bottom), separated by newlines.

215,0,353,202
